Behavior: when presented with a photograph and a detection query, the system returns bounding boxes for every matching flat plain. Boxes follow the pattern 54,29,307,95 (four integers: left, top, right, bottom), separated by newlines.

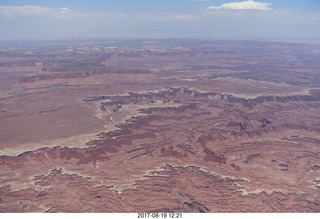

0,39,319,212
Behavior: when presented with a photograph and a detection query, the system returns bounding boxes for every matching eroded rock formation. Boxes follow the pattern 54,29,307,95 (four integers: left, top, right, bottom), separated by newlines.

1,87,320,212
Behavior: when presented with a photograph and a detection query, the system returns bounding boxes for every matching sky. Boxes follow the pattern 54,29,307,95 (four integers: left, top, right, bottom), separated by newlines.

0,0,319,40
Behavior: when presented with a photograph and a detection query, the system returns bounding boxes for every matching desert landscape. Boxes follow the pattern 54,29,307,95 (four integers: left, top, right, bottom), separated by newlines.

0,39,319,212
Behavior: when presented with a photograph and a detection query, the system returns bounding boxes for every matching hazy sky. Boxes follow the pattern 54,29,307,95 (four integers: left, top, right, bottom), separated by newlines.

0,0,319,39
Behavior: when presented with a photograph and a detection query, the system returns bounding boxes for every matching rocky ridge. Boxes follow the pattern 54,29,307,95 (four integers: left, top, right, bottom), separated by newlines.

1,87,320,212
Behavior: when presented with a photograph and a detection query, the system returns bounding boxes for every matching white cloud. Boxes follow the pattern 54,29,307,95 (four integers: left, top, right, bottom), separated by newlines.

60,7,71,14
154,13,199,21
0,5,76,19
306,12,320,21
0,5,52,18
207,0,272,11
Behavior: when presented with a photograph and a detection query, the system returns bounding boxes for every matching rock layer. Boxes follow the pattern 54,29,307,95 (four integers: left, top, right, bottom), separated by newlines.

1,87,320,212
1,40,320,213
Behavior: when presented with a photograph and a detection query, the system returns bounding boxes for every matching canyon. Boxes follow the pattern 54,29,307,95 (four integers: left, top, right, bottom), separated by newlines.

0,39,319,212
